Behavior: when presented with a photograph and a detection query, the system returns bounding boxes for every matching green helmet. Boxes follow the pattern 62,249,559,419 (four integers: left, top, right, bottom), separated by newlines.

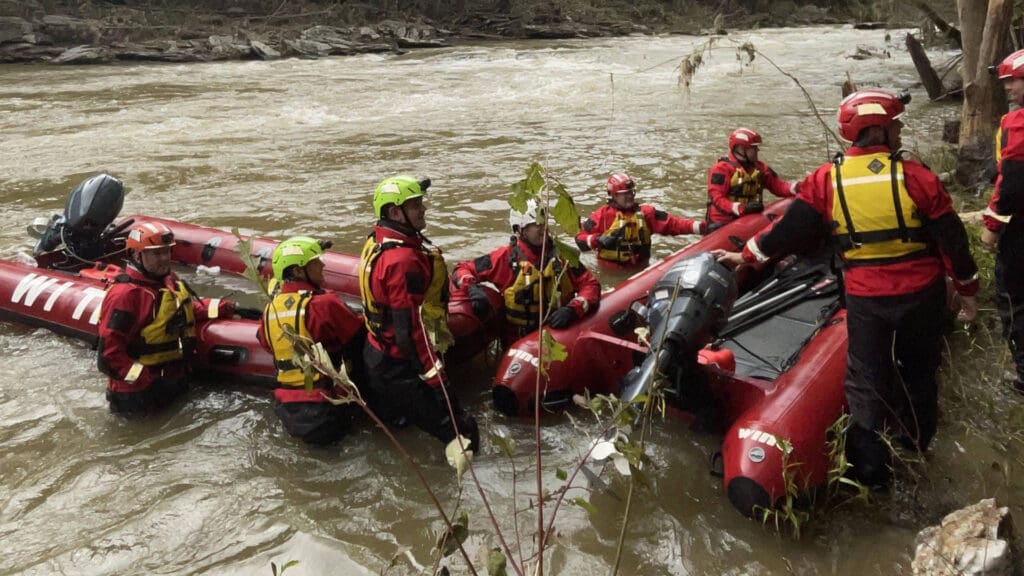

373,175,424,219
271,236,323,281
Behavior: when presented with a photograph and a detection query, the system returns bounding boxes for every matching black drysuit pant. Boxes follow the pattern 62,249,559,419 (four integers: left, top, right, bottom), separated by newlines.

362,341,480,453
843,279,946,485
996,219,1024,385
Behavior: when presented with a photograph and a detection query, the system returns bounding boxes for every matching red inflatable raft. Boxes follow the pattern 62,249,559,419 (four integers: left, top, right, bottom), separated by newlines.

0,259,276,385
490,199,851,517
5,215,501,386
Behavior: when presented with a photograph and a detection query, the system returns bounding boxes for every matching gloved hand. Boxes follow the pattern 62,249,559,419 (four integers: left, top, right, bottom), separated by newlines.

317,239,333,251
547,306,576,329
596,227,625,250
742,201,764,214
467,284,491,317
234,306,263,320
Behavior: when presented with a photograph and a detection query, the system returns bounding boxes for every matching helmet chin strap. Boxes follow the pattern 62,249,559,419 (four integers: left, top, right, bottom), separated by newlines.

734,147,754,165
298,265,321,288
387,204,417,234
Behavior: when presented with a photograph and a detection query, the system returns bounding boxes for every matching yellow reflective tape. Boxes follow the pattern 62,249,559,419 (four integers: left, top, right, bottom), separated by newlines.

208,298,220,319
125,362,144,383
856,102,887,116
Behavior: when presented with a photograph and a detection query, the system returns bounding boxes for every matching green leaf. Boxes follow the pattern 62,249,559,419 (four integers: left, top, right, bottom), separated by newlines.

301,370,315,392
553,237,581,268
508,185,532,215
570,496,597,515
552,194,580,235
555,467,567,481
445,435,474,481
540,329,569,366
232,228,271,302
525,162,545,193
613,407,636,429
486,548,508,576
436,510,470,558
270,560,299,576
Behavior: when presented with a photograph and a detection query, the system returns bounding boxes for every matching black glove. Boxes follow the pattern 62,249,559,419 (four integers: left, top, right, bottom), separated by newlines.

547,306,576,329
467,284,491,317
743,201,764,214
705,222,724,234
317,239,333,251
234,306,263,320
596,227,625,250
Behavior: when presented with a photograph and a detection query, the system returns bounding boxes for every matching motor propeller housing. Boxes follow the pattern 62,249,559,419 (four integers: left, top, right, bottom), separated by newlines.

33,174,126,261
620,252,738,403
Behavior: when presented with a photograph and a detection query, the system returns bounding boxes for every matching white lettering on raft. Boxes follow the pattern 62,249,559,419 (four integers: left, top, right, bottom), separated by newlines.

507,348,540,368
737,428,778,447
11,273,106,325
11,273,58,307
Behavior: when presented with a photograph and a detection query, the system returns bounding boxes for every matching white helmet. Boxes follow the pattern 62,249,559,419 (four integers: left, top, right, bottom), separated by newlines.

509,199,544,233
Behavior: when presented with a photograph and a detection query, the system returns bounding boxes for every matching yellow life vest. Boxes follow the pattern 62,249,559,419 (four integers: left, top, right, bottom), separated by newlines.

421,245,453,353
503,246,575,327
263,291,316,387
134,279,196,366
997,122,1005,164
596,210,652,264
725,158,763,202
830,151,930,265
358,234,453,352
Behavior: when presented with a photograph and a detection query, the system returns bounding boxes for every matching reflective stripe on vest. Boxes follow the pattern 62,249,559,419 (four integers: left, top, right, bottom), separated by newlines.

502,246,575,327
596,210,652,263
134,280,196,366
263,290,315,387
830,151,930,265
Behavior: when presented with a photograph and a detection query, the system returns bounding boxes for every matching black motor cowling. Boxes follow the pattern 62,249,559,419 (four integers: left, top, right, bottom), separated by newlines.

33,174,126,260
620,252,737,403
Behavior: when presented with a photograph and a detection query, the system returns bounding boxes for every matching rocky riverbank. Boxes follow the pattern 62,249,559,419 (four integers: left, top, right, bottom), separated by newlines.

0,0,847,65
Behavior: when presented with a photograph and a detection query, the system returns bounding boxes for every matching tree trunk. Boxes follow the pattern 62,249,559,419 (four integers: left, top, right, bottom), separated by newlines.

956,0,1011,188
906,33,945,100
908,0,963,48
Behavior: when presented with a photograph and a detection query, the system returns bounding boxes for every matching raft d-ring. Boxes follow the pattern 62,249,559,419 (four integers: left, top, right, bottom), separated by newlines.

709,451,724,478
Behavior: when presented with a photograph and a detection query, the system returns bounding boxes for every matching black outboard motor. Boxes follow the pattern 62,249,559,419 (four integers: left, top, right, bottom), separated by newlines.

32,174,129,263
619,252,738,424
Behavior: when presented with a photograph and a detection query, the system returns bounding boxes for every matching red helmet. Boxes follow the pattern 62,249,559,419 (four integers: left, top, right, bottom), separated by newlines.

606,173,635,195
836,89,908,142
126,222,175,253
997,49,1024,79
728,128,762,151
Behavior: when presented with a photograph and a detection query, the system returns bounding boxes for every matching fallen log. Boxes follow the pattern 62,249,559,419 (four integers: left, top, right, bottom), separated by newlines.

906,32,945,100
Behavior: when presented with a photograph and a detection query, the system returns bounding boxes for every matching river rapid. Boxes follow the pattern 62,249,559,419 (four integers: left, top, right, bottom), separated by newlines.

1,26,1022,575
